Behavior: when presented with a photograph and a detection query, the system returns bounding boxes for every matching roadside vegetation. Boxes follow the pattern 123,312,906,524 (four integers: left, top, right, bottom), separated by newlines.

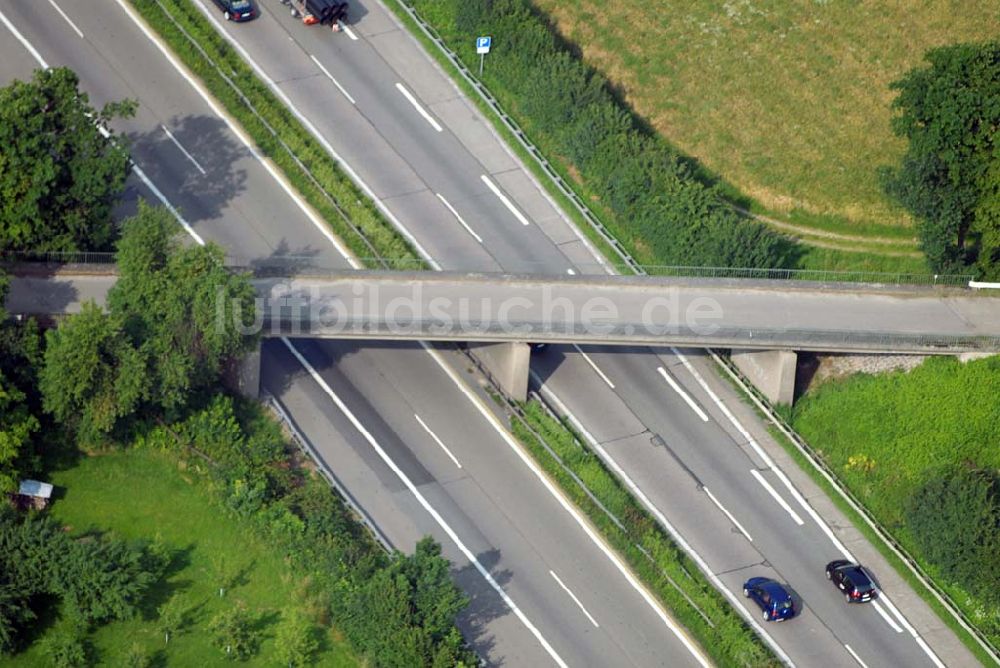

510,400,778,666
510,0,996,271
789,355,1000,647
404,0,999,278
129,0,422,269
409,0,794,271
0,70,473,666
3,448,357,667
0,67,134,253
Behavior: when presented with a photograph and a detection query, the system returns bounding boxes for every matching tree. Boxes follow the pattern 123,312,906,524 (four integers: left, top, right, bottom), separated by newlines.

0,580,35,654
39,302,149,444
905,467,1000,604
0,370,39,493
973,146,1000,280
41,626,88,668
0,67,135,252
883,42,1000,275
56,535,157,624
0,273,40,492
121,641,150,668
273,608,318,668
208,603,259,661
156,594,188,645
108,203,259,416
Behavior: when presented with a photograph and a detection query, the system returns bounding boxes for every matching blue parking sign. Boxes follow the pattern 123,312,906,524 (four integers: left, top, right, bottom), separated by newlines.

476,36,492,54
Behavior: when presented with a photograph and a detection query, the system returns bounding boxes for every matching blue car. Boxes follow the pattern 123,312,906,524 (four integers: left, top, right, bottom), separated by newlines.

743,577,795,621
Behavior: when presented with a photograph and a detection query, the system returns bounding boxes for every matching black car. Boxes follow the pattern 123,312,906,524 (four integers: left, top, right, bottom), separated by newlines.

825,560,878,603
213,0,257,21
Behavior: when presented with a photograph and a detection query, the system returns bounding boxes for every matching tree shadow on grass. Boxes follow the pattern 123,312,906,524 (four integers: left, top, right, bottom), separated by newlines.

139,543,197,621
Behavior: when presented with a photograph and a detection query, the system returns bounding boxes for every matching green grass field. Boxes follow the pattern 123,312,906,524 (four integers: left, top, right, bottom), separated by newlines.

790,355,1000,640
531,0,997,255
6,448,357,667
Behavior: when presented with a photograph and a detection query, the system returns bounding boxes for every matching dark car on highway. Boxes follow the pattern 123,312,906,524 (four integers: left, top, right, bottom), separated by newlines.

826,560,878,603
213,0,257,21
743,577,795,621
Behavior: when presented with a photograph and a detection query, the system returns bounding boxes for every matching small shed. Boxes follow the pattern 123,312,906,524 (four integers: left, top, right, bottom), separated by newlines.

15,480,54,510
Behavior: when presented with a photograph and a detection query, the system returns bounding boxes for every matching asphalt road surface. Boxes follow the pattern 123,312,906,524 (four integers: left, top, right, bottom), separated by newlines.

1,0,981,666
0,2,710,665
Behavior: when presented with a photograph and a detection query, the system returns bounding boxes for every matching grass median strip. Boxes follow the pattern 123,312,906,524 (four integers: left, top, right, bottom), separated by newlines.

509,398,779,667
128,0,422,270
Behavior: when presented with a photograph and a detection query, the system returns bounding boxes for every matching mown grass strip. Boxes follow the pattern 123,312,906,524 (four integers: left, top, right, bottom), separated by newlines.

509,399,779,667
128,0,423,270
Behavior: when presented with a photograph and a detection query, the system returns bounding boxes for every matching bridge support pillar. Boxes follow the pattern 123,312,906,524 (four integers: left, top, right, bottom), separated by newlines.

468,342,531,402
236,341,262,400
731,349,797,406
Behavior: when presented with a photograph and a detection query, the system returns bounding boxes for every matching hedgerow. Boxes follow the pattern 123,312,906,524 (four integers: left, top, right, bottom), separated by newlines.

408,0,794,269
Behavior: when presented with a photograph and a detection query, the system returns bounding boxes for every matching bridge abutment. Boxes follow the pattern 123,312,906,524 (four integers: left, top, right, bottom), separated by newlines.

731,349,797,406
468,342,531,402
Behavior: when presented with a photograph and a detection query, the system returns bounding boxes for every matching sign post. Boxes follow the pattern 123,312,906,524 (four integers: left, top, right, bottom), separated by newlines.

476,36,492,76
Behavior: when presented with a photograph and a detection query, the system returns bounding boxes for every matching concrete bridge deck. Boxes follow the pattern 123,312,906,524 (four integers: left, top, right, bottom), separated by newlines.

6,271,1000,353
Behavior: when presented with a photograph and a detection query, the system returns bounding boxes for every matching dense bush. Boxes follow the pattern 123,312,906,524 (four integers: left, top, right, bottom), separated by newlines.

410,0,792,269
40,205,257,443
0,276,43,493
142,396,476,666
884,42,1000,277
0,68,134,253
905,468,1000,606
0,509,163,653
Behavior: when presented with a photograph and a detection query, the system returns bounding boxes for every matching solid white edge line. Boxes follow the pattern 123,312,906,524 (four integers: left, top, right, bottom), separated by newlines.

98,12,565,666
549,570,599,628
871,600,903,634
480,174,531,226
844,644,870,668
750,469,805,526
0,7,206,247
395,82,443,132
35,1,922,663
340,23,358,41
132,162,206,246
414,413,462,469
187,0,440,269
671,348,948,664
0,8,49,67
436,193,483,243
284,338,569,668
914,636,948,668
656,366,709,422
161,124,207,175
309,54,356,105
113,0,357,266
424,345,713,668
572,345,615,389
531,373,795,667
702,487,753,542
46,0,83,38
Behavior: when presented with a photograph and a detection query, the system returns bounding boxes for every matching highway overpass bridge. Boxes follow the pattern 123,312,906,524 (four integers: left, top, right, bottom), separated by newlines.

8,270,1000,402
